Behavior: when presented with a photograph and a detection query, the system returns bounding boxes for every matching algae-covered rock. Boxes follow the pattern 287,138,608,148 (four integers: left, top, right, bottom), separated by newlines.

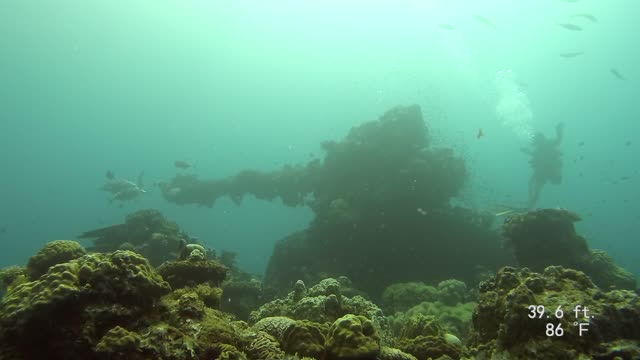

325,314,380,360
156,256,227,289
26,240,86,279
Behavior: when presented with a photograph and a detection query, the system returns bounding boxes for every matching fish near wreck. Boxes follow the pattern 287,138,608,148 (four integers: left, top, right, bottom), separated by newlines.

110,186,146,204
101,170,147,204
101,171,144,194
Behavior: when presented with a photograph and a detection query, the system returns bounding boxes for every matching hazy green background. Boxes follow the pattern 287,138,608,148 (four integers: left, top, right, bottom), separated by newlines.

1,1,638,277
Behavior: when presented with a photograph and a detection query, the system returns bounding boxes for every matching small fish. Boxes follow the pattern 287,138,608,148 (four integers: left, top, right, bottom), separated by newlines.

439,24,455,30
626,140,631,146
578,141,585,146
105,170,115,180
174,160,192,169
0,226,6,234
571,13,597,22
560,51,585,58
610,68,626,80
477,128,484,139
473,15,496,29
557,23,583,31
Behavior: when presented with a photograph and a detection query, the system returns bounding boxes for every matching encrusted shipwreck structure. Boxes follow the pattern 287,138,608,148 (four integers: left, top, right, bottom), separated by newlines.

159,105,512,295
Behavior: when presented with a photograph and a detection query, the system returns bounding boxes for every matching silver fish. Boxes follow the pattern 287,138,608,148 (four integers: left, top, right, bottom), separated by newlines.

101,178,138,195
110,186,146,203
101,170,144,195
557,23,583,31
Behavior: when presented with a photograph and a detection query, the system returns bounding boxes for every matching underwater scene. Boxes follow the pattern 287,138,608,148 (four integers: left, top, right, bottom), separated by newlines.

1,1,639,359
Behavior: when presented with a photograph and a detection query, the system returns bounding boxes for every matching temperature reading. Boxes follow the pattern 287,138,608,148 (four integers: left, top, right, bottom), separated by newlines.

546,323,564,337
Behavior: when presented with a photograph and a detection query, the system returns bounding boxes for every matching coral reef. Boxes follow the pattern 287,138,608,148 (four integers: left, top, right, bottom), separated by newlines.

26,239,86,279
156,250,228,289
0,250,170,358
1,235,639,360
0,266,26,296
393,314,467,360
78,209,199,266
468,266,640,359
325,314,381,360
250,278,389,339
503,208,636,290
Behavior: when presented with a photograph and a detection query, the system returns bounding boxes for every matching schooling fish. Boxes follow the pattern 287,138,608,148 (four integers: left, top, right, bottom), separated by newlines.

473,15,497,29
610,68,626,80
559,51,585,58
174,160,193,169
557,23,583,31
477,128,484,139
439,24,455,30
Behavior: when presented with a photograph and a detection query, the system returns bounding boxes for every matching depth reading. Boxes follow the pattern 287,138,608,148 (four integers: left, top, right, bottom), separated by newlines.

527,305,592,337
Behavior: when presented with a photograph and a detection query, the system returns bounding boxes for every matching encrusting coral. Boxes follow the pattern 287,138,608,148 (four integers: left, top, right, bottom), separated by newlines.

502,208,636,290
468,266,640,359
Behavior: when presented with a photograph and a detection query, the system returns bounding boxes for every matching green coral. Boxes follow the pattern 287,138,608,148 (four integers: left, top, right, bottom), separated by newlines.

26,240,86,279
582,249,637,290
170,284,223,310
397,334,463,360
282,320,327,359
0,251,170,356
245,331,286,360
325,314,381,360
469,266,640,359
95,326,142,354
390,301,476,341
0,266,26,294
394,314,466,360
381,282,438,314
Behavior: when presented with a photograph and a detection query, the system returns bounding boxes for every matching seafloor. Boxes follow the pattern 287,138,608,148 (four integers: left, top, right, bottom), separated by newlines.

1,105,638,359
